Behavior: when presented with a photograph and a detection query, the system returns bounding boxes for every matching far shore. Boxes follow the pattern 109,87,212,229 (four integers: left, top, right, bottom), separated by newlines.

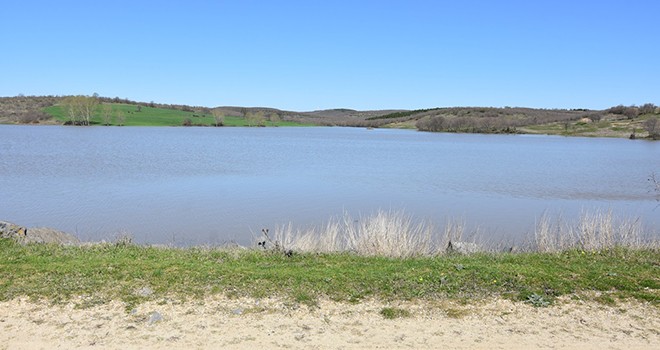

1,95,658,139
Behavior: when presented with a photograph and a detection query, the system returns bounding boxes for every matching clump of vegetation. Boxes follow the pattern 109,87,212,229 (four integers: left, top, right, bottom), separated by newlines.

644,117,659,139
532,209,651,253
525,293,550,307
380,307,411,319
263,210,435,258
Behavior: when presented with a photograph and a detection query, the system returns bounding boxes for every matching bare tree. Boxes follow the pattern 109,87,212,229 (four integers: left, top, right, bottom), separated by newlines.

245,111,265,126
101,104,113,126
80,95,98,125
62,96,82,125
639,103,657,115
115,109,126,126
268,112,281,123
643,117,659,139
211,108,224,126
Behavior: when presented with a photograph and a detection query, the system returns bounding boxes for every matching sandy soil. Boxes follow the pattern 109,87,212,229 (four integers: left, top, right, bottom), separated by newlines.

1,296,658,349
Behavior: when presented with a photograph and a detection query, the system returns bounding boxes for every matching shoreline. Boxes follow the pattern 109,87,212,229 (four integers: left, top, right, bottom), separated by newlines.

1,121,658,140
1,296,658,349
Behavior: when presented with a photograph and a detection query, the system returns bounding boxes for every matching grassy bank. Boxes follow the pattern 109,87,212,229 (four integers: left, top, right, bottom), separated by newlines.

1,238,657,310
43,103,313,127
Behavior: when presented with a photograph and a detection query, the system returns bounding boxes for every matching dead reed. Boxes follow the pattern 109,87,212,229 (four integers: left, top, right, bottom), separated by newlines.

260,209,656,257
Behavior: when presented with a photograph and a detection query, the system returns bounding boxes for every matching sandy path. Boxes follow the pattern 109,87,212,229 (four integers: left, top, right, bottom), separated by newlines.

1,296,658,349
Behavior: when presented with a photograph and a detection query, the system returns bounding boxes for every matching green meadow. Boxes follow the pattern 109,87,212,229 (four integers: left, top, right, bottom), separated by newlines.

43,103,313,127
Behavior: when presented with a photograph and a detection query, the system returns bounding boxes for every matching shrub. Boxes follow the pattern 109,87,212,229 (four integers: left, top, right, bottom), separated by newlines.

643,117,659,139
639,103,657,115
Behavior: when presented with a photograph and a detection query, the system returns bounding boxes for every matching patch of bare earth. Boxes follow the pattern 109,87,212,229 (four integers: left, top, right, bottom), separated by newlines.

0,297,657,349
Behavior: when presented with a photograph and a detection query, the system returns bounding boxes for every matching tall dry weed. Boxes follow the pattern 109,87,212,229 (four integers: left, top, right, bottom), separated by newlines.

269,210,434,257
264,209,655,257
534,209,647,252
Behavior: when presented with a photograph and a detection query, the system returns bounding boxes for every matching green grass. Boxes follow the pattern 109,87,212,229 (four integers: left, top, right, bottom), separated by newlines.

1,239,658,308
43,103,313,127
380,307,411,319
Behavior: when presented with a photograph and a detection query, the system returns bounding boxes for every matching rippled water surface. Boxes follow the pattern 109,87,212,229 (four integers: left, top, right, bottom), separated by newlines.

1,125,658,245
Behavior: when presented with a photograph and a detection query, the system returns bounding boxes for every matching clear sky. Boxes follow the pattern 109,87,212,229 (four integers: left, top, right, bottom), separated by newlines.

2,0,659,111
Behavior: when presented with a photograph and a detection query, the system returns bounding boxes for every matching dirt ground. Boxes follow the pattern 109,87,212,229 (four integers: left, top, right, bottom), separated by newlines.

1,296,658,349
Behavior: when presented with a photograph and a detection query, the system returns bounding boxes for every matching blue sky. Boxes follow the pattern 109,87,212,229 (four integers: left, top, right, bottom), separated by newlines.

2,0,659,111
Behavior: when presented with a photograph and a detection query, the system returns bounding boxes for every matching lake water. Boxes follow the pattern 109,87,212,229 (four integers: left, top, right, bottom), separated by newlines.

1,125,658,246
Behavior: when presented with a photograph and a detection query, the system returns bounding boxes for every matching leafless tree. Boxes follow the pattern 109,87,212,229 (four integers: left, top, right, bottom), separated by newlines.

268,112,281,123
639,103,657,115
101,103,113,126
115,109,126,126
211,108,224,126
80,95,98,125
643,117,659,139
245,111,265,126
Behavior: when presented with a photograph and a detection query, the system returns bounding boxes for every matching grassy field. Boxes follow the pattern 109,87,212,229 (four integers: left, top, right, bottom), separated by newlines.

43,103,313,127
1,238,657,310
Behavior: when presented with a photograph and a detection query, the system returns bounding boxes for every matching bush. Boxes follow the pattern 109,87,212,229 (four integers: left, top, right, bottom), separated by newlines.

639,103,657,115
643,117,659,139
608,105,639,119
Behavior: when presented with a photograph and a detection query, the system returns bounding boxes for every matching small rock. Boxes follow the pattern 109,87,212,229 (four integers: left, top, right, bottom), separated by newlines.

446,241,482,255
25,227,80,245
136,287,153,297
0,221,27,239
232,308,243,315
148,311,163,324
0,221,79,245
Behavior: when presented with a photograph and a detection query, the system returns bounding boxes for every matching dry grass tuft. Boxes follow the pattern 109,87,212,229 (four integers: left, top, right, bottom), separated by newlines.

270,210,434,258
534,209,650,252
260,209,657,257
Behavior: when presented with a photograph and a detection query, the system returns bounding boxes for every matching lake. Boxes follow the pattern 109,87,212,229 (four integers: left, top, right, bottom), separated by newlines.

1,125,658,246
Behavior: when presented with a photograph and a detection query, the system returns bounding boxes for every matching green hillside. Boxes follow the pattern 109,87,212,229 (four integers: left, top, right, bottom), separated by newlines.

43,103,312,127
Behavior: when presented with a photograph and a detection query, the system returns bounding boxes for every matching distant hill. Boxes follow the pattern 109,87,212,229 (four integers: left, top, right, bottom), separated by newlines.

0,95,657,138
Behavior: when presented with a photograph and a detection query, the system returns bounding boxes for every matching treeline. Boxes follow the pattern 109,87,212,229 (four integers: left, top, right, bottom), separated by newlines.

97,96,211,114
414,105,659,134
415,107,588,133
606,103,657,119
365,108,441,121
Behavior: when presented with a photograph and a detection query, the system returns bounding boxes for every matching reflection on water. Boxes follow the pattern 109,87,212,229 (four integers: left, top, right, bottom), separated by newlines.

0,125,658,245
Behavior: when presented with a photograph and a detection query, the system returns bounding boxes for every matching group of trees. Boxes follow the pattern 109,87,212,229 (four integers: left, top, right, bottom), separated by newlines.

61,95,99,125
61,95,128,126
239,109,282,126
416,115,519,134
607,103,657,119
